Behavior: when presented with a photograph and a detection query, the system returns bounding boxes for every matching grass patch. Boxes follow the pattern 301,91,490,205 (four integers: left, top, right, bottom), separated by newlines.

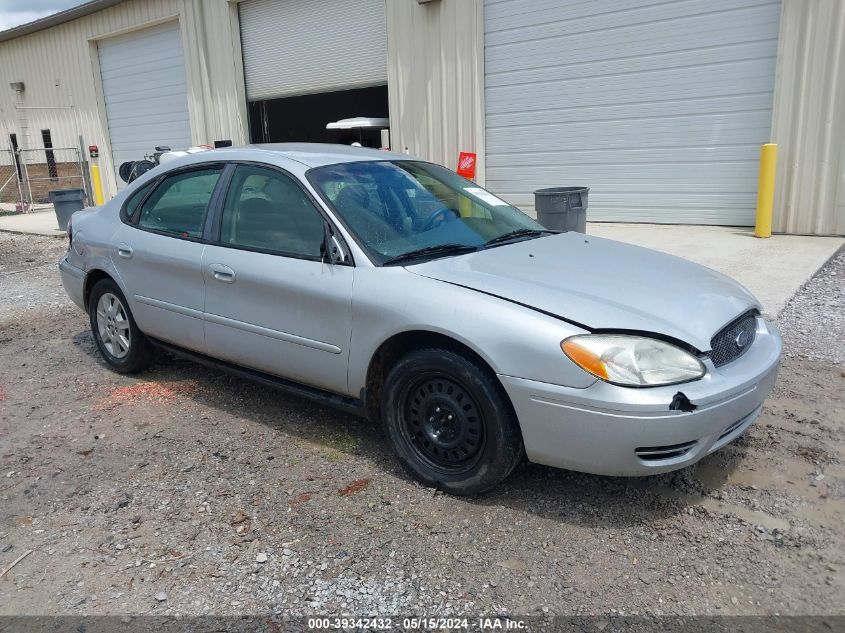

313,428,359,461
321,448,345,462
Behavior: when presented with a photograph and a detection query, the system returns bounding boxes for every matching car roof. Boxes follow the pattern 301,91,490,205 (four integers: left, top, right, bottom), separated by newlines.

204,143,412,168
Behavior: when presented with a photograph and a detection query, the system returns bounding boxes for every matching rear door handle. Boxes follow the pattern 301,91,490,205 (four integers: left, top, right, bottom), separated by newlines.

208,263,235,283
116,244,133,259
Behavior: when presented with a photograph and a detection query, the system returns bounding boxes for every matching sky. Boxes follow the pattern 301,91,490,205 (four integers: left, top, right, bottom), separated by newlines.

0,0,86,31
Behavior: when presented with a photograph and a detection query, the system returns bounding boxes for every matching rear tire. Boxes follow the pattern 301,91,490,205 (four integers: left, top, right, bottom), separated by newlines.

381,348,523,495
88,278,154,373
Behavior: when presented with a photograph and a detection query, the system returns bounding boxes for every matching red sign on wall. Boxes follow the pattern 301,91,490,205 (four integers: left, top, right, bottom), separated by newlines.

457,152,477,179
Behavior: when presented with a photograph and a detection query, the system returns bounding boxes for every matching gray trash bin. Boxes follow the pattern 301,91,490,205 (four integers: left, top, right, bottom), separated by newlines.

49,188,86,231
534,186,589,233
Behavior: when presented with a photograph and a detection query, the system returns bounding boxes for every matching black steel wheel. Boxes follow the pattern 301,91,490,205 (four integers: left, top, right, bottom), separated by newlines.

381,348,523,495
399,373,485,474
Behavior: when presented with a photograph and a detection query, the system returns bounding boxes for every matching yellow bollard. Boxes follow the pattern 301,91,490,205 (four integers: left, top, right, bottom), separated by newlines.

90,162,105,206
754,143,777,238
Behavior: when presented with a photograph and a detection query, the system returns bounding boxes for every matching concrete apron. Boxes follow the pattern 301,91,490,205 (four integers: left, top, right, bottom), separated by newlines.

588,223,844,318
0,209,66,238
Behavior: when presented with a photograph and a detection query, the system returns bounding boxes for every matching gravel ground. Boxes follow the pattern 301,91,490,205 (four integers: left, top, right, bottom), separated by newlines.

0,232,843,617
778,250,845,366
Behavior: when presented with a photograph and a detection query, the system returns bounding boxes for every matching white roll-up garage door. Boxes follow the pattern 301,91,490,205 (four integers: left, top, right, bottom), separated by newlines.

98,21,191,189
484,0,782,225
239,0,387,101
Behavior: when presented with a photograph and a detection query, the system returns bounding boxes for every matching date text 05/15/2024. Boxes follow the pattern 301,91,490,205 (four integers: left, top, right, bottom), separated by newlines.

307,617,527,630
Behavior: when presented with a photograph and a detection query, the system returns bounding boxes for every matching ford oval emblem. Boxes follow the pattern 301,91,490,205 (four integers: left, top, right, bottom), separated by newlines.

735,330,749,348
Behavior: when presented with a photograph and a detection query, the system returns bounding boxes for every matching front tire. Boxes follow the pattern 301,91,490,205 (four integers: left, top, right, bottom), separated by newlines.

88,278,154,373
381,348,523,495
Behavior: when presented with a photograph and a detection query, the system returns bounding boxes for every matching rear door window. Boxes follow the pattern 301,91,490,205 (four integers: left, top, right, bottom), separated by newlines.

137,167,222,238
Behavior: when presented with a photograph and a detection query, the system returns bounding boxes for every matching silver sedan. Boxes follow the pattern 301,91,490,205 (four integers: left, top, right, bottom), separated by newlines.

59,144,781,495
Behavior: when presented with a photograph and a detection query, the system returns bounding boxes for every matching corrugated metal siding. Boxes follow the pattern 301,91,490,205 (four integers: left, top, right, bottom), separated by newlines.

180,0,249,154
484,0,781,223
239,0,387,101
0,0,247,199
772,0,845,236
386,0,486,182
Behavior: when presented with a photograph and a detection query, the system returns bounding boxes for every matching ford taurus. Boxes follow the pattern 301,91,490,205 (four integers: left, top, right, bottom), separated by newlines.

59,144,781,495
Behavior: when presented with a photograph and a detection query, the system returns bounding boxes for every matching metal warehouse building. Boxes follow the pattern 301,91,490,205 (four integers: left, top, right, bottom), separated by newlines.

0,0,843,235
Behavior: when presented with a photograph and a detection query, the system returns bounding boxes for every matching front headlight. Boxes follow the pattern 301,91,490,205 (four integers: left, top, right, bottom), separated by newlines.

561,334,705,387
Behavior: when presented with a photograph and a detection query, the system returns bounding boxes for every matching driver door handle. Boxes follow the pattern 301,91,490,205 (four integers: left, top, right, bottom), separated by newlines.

208,263,235,283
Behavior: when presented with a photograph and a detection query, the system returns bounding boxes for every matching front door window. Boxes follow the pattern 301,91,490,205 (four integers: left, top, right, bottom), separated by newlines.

219,165,325,258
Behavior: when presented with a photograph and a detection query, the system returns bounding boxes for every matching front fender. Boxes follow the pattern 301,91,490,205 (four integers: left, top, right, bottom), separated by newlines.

347,268,597,395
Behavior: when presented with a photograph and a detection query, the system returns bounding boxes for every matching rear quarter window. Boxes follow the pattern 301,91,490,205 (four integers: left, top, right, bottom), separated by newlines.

121,181,155,223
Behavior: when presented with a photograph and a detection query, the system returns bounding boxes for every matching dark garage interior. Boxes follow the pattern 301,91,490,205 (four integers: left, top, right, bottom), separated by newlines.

248,85,389,147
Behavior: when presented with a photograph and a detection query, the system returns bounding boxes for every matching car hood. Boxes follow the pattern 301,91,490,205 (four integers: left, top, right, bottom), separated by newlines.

406,233,759,352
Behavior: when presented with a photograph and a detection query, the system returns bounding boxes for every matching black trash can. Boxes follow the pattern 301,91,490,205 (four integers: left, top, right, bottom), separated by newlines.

49,188,86,231
534,186,589,233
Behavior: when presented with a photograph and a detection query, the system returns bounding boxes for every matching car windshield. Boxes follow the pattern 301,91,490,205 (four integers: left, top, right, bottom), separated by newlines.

308,160,547,264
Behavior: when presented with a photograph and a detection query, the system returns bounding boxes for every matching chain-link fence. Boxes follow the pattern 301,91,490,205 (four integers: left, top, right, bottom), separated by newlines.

0,148,26,209
0,146,89,211
20,147,89,207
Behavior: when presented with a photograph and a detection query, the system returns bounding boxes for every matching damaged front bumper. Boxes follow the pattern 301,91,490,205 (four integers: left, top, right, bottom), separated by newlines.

499,318,782,476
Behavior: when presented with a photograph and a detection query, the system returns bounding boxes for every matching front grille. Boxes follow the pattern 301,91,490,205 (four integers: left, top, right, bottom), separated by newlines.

709,311,758,367
635,440,698,462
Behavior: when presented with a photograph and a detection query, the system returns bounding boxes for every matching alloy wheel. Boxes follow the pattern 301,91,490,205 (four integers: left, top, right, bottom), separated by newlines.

96,292,131,359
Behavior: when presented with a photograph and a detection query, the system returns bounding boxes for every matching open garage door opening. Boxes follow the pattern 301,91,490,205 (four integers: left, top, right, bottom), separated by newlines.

248,85,389,147
239,0,388,149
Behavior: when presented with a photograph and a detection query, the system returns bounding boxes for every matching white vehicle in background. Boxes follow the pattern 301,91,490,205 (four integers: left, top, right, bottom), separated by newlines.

119,145,212,184
158,146,213,164
326,117,390,149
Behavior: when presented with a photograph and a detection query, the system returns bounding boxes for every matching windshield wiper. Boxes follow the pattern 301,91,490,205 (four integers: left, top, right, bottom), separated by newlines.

484,229,555,248
382,243,478,266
